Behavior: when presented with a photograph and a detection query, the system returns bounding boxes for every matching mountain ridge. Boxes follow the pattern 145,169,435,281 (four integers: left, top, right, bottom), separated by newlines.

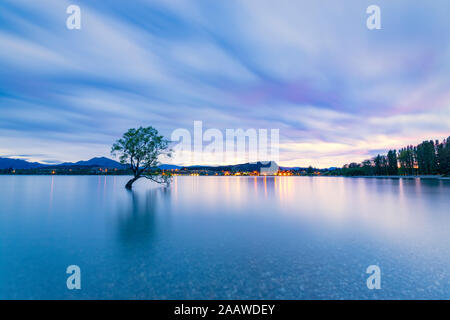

0,157,45,169
0,157,295,171
56,157,126,169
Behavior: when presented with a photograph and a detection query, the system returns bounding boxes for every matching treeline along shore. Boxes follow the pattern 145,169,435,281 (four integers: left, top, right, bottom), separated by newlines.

329,136,450,177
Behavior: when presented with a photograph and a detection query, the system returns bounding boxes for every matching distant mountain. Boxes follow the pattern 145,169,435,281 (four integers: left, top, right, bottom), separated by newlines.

184,161,279,172
56,157,126,169
1,156,283,172
279,166,305,171
0,156,127,169
0,157,45,169
158,164,181,170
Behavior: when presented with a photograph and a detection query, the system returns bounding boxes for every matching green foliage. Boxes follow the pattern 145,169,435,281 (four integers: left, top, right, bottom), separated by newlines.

387,150,398,175
416,140,437,174
111,126,172,188
373,154,387,175
398,146,415,175
437,137,450,175
337,136,450,177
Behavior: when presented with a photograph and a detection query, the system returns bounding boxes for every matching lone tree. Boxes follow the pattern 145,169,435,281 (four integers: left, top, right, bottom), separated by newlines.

111,126,172,189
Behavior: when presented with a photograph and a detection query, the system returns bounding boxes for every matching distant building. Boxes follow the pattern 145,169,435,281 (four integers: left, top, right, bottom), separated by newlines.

259,161,279,175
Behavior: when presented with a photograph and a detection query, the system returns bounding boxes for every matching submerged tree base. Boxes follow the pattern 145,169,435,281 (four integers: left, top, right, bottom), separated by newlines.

125,174,172,189
125,177,140,189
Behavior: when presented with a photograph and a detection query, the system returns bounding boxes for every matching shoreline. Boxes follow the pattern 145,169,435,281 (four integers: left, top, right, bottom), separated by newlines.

0,174,449,179
332,175,450,180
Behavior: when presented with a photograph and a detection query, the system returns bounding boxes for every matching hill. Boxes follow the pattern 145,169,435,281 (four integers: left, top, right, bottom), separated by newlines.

57,157,126,169
0,157,45,169
0,157,280,173
184,161,279,173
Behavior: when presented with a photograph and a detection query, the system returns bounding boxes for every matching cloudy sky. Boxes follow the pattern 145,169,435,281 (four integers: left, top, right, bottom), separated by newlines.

1,0,449,167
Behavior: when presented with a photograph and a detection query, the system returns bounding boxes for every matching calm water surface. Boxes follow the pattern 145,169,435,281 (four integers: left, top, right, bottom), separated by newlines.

0,175,449,299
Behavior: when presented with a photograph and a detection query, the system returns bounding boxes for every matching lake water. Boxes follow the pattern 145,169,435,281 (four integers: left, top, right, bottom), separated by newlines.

0,175,449,299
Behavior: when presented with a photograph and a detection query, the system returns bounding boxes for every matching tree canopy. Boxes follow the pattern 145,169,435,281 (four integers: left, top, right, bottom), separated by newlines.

111,126,172,189
335,136,450,177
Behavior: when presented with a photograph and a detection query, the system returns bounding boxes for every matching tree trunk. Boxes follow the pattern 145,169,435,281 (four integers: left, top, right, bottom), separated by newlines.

125,176,140,189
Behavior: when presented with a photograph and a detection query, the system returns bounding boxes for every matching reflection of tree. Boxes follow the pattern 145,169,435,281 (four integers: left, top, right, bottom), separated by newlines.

116,188,171,249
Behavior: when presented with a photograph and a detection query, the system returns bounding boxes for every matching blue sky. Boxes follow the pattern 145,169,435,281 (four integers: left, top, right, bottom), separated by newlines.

1,0,449,167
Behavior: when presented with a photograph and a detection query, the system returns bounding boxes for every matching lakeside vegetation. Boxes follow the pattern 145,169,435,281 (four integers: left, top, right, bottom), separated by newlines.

329,136,450,177
1,136,449,178
111,126,172,189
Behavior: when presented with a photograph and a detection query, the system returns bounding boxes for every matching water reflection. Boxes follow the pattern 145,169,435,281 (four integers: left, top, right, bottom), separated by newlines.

49,176,54,210
116,188,171,249
1,175,449,299
256,176,276,198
